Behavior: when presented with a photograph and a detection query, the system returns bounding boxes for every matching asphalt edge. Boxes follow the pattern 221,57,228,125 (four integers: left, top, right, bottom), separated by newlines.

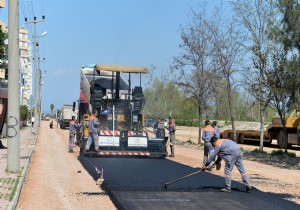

6,134,37,210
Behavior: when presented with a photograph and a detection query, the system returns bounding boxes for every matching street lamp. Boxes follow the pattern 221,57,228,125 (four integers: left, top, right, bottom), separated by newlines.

41,31,47,37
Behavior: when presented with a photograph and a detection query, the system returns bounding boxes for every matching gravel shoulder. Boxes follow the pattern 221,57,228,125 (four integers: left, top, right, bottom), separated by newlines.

17,121,116,210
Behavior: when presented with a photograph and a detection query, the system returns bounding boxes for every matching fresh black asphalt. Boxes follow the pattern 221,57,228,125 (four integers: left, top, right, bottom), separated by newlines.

78,156,299,210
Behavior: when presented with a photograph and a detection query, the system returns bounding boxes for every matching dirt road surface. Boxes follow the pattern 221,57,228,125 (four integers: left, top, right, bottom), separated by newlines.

17,122,116,210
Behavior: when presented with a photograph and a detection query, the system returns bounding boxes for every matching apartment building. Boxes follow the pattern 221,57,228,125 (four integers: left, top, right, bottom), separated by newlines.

19,27,32,106
0,21,32,106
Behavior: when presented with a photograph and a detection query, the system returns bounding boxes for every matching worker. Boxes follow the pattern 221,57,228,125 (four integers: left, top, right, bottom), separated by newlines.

212,121,220,138
202,120,216,167
166,116,176,157
68,116,80,153
57,117,60,128
164,118,169,154
204,136,252,193
153,117,160,134
85,110,100,152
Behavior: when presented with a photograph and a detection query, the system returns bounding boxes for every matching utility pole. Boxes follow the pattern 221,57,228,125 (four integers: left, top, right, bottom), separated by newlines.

37,56,46,126
25,16,45,134
7,0,20,172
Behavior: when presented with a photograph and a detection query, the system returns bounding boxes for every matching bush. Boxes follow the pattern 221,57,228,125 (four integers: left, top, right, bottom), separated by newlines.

251,148,267,154
271,150,296,158
175,120,198,127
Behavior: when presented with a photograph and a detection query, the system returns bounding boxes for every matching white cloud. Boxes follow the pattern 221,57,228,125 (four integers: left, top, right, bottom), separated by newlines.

53,69,66,76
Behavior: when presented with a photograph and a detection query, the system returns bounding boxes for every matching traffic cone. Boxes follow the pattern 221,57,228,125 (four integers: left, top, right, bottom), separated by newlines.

96,168,104,186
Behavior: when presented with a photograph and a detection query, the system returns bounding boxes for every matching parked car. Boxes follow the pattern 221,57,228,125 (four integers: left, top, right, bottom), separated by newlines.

145,119,155,127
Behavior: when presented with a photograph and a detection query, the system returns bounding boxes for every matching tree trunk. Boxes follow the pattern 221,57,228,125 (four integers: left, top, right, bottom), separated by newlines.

279,115,288,154
259,107,265,151
198,105,202,144
226,79,236,141
283,125,288,154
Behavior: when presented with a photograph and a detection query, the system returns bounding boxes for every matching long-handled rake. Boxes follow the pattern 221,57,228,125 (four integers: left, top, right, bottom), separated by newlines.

164,168,205,190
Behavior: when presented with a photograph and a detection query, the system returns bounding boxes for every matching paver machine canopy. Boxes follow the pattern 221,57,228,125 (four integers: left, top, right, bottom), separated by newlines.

80,64,148,131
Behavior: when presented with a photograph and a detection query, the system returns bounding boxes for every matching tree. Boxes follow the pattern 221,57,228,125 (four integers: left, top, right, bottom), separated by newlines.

170,3,218,144
20,105,29,121
50,104,54,115
205,6,243,142
270,0,300,53
231,0,276,150
0,28,7,60
144,78,184,119
265,51,300,152
267,0,300,152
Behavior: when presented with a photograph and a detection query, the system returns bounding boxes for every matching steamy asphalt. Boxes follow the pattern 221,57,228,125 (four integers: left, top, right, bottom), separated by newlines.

78,156,299,210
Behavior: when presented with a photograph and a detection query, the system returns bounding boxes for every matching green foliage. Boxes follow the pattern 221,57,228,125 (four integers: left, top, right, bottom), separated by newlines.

175,120,198,127
271,0,300,53
0,29,7,60
271,149,296,158
251,148,267,154
144,79,185,119
19,105,29,121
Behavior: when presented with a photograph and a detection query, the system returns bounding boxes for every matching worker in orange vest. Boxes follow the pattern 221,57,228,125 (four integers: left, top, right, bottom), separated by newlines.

203,137,251,193
202,120,216,167
85,110,100,152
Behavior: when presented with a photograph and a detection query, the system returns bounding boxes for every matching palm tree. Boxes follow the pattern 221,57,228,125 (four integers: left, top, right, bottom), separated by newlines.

50,104,54,115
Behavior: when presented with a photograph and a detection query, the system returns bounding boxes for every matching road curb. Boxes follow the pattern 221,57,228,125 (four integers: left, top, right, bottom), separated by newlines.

6,135,37,210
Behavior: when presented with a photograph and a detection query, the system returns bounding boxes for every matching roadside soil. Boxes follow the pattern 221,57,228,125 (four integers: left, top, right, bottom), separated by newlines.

17,121,116,210
153,125,300,205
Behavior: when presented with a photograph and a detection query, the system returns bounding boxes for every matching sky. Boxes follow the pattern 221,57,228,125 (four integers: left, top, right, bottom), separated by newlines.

1,0,228,113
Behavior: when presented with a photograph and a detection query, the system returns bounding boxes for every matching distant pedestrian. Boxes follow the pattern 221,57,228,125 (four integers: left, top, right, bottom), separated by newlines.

85,110,100,152
166,116,176,157
68,116,80,153
212,121,220,138
49,121,53,129
203,137,252,193
31,116,34,127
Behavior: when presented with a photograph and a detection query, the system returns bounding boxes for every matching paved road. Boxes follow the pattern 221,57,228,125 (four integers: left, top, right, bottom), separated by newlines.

79,156,299,210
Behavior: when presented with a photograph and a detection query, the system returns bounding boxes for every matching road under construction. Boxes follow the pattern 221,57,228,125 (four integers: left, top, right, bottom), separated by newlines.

79,156,299,210
11,122,300,209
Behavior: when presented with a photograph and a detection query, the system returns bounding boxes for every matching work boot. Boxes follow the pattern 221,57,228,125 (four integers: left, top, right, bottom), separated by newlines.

246,185,252,193
220,188,231,193
169,146,174,157
0,140,6,149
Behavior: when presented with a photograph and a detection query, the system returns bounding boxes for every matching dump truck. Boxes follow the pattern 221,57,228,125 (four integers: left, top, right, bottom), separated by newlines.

221,109,300,149
59,104,78,129
76,64,167,157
